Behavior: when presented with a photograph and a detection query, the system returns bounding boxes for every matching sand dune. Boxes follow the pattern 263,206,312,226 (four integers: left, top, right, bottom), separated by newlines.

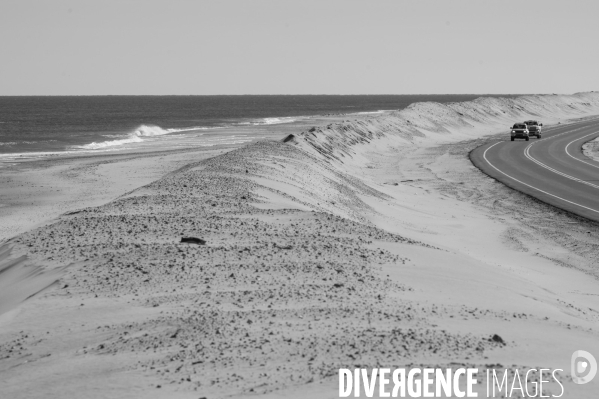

288,92,599,163
2,93,599,398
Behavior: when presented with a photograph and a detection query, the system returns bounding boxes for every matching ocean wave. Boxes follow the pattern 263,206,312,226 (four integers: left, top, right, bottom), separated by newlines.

235,117,304,126
350,110,389,115
133,124,172,137
135,124,219,136
77,124,181,150
78,135,145,150
257,117,298,125
75,123,231,151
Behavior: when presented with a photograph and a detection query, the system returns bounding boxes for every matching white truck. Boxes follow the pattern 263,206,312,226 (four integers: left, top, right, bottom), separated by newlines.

524,120,543,139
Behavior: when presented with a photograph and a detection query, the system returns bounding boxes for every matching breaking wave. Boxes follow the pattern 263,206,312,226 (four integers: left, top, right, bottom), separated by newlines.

236,116,306,126
78,135,145,150
77,118,301,152
255,117,299,125
133,124,172,137
76,124,206,150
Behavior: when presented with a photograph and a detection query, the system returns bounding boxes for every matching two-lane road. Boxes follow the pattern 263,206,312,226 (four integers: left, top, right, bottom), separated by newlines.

470,118,599,222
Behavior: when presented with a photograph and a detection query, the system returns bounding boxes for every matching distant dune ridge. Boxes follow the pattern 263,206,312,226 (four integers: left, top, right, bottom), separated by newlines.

2,92,599,398
287,92,599,163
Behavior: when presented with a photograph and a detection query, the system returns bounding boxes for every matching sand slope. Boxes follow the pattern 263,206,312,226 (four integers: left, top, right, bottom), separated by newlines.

2,93,599,398
288,92,599,163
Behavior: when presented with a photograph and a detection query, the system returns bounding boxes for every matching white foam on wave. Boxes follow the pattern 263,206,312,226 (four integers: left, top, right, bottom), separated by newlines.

134,124,172,137
236,116,304,126
349,110,394,116
78,135,145,150
76,124,221,150
76,124,197,150
258,117,298,125
135,124,216,136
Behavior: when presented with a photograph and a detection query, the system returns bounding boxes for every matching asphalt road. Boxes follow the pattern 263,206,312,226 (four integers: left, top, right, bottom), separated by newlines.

470,117,599,222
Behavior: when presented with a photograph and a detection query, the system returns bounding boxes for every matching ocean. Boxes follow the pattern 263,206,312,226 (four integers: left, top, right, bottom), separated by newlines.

0,95,517,161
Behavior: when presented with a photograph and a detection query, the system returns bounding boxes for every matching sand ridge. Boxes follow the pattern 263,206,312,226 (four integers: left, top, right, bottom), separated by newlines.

5,141,470,398
2,93,599,398
286,92,599,164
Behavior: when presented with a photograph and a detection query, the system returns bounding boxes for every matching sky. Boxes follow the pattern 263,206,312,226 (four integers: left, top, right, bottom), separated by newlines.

0,0,597,95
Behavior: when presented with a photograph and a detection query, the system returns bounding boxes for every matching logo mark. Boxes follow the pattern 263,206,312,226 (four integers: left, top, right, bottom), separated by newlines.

571,350,597,384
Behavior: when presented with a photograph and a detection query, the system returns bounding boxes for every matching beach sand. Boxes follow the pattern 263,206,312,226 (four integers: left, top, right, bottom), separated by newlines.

1,93,599,398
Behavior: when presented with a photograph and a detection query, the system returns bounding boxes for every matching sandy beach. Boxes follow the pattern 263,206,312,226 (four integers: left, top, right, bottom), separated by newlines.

2,93,599,398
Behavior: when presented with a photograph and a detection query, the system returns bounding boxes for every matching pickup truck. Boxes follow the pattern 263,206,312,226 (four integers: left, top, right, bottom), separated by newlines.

524,120,543,138
510,123,529,141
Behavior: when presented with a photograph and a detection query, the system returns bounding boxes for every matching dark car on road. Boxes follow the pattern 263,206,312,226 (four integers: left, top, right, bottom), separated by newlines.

510,123,530,141
524,120,543,138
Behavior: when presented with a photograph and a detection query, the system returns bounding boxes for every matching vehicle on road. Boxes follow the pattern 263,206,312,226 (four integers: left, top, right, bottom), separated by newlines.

510,123,530,141
524,120,543,138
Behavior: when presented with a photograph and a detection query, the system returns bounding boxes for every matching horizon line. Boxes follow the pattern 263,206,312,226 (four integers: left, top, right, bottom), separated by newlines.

0,92,569,97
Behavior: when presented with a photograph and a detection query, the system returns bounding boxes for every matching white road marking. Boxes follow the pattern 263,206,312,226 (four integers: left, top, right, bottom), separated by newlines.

482,142,599,215
564,132,599,169
524,142,599,190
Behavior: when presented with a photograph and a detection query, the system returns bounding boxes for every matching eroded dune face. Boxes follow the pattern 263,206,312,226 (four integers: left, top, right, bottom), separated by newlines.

2,93,599,398
290,92,599,163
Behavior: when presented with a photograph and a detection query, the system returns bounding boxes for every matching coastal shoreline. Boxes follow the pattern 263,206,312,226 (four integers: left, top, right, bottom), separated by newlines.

0,146,231,244
0,113,364,243
2,93,599,398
